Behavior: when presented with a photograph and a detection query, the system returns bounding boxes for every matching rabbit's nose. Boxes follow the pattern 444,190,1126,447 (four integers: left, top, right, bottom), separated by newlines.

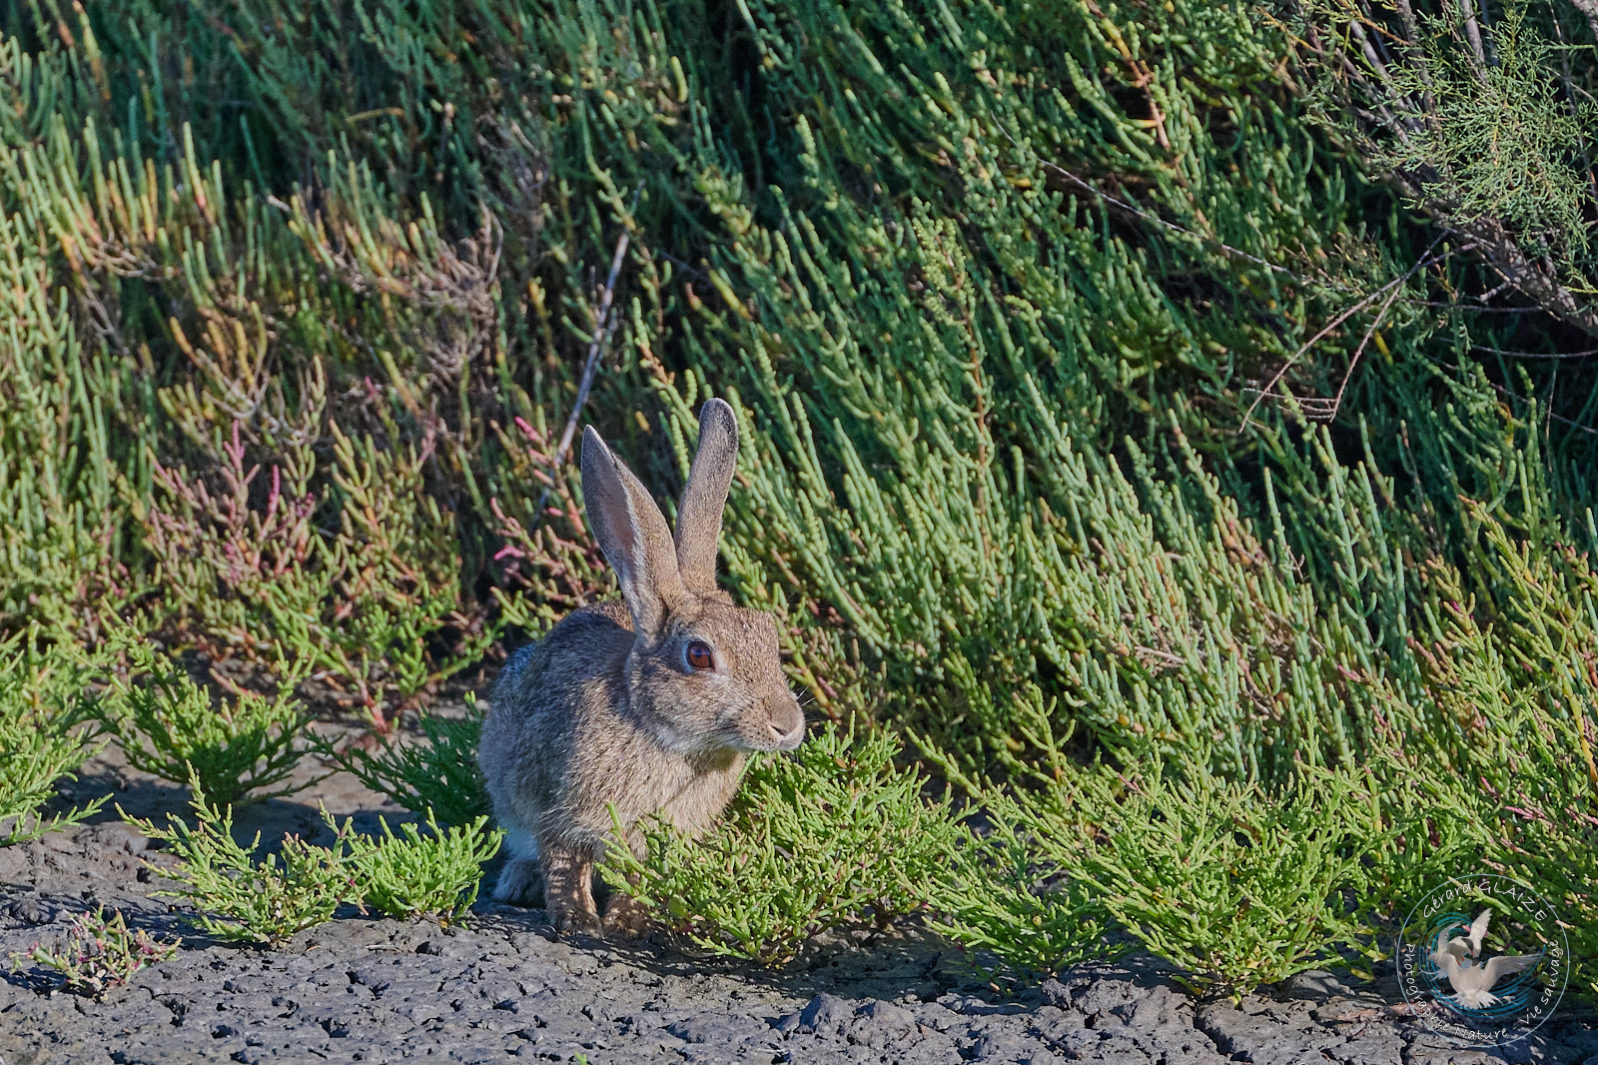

767,715,805,751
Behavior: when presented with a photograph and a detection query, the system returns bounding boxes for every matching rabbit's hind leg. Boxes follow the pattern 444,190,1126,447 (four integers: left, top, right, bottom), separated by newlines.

491,826,544,906
542,846,601,933
493,856,544,907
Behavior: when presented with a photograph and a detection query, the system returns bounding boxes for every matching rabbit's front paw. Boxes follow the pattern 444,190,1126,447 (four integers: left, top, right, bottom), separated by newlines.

548,899,603,935
542,850,601,935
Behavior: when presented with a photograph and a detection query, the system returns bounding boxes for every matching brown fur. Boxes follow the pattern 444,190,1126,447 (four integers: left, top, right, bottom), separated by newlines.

478,400,804,932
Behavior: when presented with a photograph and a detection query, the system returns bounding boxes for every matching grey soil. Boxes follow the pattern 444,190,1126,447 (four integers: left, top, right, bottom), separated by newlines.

2,723,1594,1064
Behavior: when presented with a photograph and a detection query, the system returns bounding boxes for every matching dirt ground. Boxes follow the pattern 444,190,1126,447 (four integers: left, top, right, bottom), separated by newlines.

1,719,1595,1064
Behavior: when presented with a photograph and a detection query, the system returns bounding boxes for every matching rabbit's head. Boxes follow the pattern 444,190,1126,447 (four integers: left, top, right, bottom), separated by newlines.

580,399,805,755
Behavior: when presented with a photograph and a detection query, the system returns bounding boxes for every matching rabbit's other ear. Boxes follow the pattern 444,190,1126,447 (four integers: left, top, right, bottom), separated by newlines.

582,426,687,637
674,398,739,595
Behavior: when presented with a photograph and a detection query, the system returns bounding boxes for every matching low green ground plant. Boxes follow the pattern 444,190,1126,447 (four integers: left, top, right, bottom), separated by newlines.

322,698,490,827
123,781,351,946
601,728,963,968
929,834,1120,980
0,633,107,845
8,907,180,997
125,776,499,943
932,720,1377,990
982,761,1385,993
1370,541,1598,997
341,811,502,923
98,640,315,806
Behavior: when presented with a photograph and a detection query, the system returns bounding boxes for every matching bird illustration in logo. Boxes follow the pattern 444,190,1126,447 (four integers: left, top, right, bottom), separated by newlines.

1430,909,1542,1009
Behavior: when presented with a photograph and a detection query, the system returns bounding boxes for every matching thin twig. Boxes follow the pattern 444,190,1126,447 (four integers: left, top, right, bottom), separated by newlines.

553,227,632,470
1388,0,1441,125
1455,0,1490,80
1242,235,1449,428
1327,266,1409,420
1470,344,1598,360
1402,300,1549,313
1036,160,1300,279
1346,17,1432,141
1391,0,1423,48
534,221,634,519
1348,19,1397,89
1338,52,1416,144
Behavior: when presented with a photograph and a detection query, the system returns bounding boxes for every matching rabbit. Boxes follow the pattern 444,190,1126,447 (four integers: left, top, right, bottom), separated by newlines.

479,398,806,933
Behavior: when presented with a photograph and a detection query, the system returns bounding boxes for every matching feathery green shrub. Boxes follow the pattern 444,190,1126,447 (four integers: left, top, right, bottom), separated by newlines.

930,701,1441,992
0,633,107,845
600,728,962,968
126,777,500,944
125,783,352,946
321,698,491,827
97,640,314,805
342,812,502,923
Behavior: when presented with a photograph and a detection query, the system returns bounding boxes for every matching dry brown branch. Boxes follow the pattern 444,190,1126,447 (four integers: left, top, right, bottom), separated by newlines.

548,225,632,485
1036,161,1303,280
1327,266,1409,419
1470,343,1598,359
1431,208,1598,337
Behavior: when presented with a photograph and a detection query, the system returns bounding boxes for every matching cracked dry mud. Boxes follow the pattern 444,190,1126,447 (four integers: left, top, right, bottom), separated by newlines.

2,727,1595,1064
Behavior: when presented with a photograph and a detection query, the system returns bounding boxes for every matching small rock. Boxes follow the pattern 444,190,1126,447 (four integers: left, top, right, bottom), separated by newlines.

667,1013,773,1047
1280,969,1354,1000
962,1031,1033,1061
6,897,50,925
1039,978,1071,1009
795,993,857,1035
848,1000,915,1047
1196,1002,1319,1065
91,822,150,856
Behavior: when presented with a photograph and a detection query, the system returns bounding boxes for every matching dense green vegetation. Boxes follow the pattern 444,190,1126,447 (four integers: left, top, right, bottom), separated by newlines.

3,0,1597,995
124,778,501,943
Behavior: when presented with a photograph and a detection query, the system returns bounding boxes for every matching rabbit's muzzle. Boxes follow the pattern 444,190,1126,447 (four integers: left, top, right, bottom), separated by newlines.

764,696,805,751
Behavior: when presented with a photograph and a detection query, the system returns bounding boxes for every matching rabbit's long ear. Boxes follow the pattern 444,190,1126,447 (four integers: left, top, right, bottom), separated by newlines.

582,426,687,637
674,398,739,595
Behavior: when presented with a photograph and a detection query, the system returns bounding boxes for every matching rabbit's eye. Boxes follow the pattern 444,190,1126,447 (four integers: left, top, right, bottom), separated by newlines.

685,640,715,671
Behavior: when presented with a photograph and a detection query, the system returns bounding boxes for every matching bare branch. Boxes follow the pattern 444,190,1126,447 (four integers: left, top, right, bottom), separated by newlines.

552,225,632,475
1037,161,1303,279
1328,267,1409,420
1456,0,1490,80
1378,166,1598,339
1242,236,1449,429
1470,343,1598,359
